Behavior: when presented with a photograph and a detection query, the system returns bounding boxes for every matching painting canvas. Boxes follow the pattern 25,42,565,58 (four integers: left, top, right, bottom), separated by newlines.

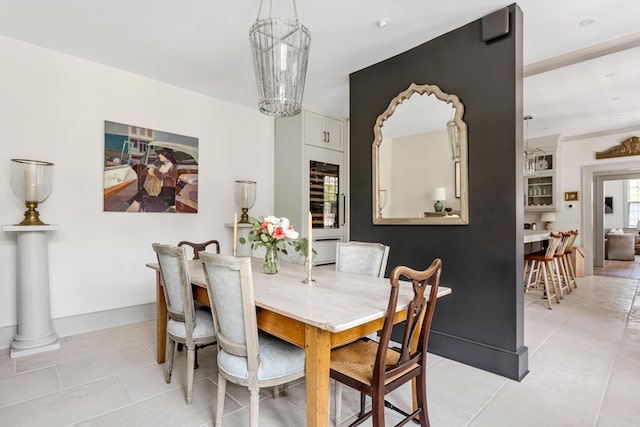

103,121,199,213
605,196,613,214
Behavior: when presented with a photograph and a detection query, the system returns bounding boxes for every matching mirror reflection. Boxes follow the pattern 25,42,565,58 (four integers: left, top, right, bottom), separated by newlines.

372,83,468,225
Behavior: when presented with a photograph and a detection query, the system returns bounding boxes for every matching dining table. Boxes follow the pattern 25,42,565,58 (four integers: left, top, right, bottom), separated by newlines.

147,257,452,427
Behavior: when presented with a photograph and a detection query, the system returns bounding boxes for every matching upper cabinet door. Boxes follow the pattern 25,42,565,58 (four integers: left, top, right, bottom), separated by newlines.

305,111,344,152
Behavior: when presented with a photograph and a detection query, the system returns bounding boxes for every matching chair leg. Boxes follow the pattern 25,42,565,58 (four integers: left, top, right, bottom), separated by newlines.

562,257,573,292
359,392,367,417
334,381,342,426
545,261,561,304
415,373,430,427
564,257,577,289
371,388,385,427
215,373,226,427
524,260,538,292
186,345,195,405
249,385,260,427
540,265,552,310
165,336,175,383
552,258,566,299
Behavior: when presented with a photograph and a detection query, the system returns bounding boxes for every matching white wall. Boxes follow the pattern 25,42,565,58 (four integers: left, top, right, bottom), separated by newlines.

548,128,640,246
384,130,458,217
0,36,274,337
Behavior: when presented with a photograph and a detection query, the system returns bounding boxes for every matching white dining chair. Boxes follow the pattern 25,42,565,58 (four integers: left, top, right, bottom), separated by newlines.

152,243,217,405
335,241,390,278
199,253,305,427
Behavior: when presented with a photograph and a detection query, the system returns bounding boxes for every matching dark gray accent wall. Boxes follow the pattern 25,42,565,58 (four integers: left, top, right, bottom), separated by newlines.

349,4,527,380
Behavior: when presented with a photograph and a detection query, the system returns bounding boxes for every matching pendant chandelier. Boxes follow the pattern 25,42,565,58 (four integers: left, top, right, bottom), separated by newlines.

249,0,311,117
523,115,543,177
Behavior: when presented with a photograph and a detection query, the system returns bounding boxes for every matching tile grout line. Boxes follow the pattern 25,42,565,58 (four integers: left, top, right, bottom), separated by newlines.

592,278,640,427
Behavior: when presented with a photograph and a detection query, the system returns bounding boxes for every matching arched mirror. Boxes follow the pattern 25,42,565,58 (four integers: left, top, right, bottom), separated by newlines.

373,83,468,225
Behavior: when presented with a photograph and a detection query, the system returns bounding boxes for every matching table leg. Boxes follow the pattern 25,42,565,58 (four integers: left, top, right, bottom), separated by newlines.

304,325,331,427
156,271,167,364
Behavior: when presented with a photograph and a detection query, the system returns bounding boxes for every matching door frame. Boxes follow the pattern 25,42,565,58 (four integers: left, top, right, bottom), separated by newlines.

582,160,640,274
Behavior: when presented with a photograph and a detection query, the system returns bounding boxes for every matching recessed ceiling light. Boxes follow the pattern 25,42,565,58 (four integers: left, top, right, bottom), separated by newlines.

612,96,621,101
376,18,389,28
604,73,615,78
579,18,596,27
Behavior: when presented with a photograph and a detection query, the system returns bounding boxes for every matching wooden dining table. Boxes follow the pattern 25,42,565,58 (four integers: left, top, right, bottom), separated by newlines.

147,257,451,427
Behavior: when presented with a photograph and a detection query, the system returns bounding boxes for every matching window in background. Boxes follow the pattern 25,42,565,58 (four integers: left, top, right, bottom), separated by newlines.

626,179,640,227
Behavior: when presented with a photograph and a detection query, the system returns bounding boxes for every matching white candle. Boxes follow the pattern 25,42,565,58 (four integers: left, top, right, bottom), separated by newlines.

24,165,37,201
233,213,238,256
307,211,313,263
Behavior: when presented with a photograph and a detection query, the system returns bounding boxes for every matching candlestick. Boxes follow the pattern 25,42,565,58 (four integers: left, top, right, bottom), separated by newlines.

303,211,314,283
307,211,312,262
233,213,238,256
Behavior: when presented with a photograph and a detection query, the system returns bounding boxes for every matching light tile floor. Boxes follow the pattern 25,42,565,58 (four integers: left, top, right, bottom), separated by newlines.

0,274,639,426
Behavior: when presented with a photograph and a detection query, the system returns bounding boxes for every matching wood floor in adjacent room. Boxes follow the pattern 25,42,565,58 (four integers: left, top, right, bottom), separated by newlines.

594,257,640,279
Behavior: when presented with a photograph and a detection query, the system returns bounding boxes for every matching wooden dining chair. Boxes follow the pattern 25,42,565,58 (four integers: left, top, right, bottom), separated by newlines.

331,258,442,427
177,239,221,259
152,243,217,405
199,253,306,427
335,241,390,278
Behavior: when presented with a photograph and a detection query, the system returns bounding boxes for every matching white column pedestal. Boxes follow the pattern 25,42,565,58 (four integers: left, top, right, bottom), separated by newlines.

3,225,60,358
224,223,253,257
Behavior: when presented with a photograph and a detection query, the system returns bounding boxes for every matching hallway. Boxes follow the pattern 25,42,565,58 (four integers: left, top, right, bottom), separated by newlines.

594,256,640,279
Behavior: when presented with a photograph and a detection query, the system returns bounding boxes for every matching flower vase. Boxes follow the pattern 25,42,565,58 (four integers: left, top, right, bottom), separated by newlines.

263,247,279,274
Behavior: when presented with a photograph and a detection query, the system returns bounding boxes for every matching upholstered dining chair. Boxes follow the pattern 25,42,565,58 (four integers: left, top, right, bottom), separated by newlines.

335,241,390,278
151,243,217,405
178,239,221,259
331,258,442,427
199,253,305,427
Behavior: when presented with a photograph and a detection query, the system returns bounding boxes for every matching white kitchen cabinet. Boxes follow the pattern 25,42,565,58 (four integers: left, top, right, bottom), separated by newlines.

304,110,344,152
275,110,348,265
524,143,560,211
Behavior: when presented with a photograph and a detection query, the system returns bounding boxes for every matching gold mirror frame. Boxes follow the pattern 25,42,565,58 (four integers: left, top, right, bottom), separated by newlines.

372,83,469,225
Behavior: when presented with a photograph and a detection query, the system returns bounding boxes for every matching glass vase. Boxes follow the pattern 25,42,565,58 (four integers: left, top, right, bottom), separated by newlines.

263,247,279,274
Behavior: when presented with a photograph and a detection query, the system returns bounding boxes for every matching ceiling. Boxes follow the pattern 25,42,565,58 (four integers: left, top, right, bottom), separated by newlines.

0,0,638,140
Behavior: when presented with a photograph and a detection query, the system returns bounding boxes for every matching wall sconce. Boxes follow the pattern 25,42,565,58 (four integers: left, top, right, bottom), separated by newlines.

378,189,387,218
235,180,257,223
10,159,54,226
447,119,460,161
431,187,446,212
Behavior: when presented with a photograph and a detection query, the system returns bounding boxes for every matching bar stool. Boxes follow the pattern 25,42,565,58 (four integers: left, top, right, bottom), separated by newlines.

524,233,562,309
552,232,573,298
563,230,579,289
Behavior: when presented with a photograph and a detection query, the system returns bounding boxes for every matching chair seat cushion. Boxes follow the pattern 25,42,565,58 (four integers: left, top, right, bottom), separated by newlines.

217,331,305,381
330,339,402,386
167,305,216,339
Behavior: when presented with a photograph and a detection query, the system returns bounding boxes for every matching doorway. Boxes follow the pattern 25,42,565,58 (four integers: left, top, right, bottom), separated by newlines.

582,160,640,274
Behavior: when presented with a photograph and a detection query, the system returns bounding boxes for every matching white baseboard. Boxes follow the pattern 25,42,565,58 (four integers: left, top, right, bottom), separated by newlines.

0,303,156,350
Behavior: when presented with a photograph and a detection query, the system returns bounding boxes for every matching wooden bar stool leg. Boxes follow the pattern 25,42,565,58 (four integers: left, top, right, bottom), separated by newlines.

540,262,553,310
561,256,573,293
552,258,567,299
565,255,577,289
545,261,561,305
